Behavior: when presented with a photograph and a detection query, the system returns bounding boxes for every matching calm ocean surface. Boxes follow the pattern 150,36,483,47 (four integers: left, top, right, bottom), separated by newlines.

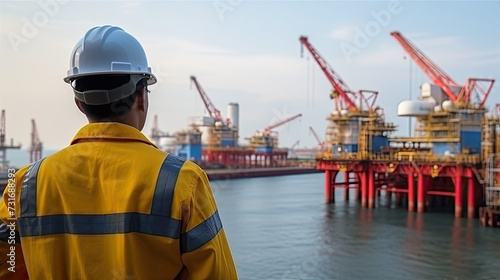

212,173,500,280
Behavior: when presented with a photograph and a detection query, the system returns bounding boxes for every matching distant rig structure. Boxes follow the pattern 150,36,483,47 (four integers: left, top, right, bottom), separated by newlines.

0,110,21,173
0,110,43,177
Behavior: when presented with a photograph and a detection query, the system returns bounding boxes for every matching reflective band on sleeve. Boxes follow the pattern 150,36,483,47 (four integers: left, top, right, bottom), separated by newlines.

180,210,223,253
0,221,9,242
151,154,185,217
20,159,44,218
17,213,181,238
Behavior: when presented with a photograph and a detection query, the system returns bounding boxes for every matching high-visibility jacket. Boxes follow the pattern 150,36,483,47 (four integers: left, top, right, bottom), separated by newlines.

0,122,238,280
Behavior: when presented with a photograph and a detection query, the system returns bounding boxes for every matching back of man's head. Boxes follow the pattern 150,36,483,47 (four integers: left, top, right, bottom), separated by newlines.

72,75,148,120
63,25,156,121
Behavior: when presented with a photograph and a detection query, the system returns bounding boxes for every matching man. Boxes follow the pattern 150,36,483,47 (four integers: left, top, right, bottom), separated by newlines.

0,25,237,279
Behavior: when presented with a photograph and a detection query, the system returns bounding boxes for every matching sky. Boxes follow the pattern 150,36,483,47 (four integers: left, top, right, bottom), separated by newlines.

1,0,499,153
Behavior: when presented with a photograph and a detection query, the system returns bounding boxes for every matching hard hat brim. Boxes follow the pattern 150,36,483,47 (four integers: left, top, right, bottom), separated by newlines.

64,71,157,85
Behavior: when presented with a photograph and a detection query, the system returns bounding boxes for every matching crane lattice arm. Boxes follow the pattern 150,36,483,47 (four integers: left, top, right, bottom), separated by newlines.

390,31,460,103
299,36,358,111
264,113,302,132
190,76,225,124
461,77,495,108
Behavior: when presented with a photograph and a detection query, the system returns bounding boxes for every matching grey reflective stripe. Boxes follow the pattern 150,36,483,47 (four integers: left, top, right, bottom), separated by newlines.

181,210,223,253
151,154,185,217
20,159,44,218
0,221,9,242
17,213,181,238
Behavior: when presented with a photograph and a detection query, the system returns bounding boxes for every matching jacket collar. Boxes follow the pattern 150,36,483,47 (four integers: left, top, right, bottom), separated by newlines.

71,122,158,148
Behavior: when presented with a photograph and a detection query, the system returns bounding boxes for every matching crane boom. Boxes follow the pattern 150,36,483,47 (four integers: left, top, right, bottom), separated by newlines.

290,140,300,150
309,126,323,146
390,31,460,103
264,113,302,132
190,76,224,124
299,36,358,111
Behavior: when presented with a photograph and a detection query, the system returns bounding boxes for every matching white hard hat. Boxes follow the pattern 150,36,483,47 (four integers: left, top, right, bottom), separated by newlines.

64,25,157,105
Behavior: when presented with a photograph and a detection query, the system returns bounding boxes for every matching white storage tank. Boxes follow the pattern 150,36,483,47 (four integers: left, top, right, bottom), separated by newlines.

442,100,455,112
340,109,349,116
398,100,434,116
199,126,214,146
227,102,239,129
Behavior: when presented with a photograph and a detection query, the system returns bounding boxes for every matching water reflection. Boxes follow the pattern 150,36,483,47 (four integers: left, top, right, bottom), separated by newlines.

406,212,425,231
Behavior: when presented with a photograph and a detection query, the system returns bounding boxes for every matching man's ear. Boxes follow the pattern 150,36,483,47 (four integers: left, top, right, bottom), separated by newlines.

136,88,146,111
74,98,85,114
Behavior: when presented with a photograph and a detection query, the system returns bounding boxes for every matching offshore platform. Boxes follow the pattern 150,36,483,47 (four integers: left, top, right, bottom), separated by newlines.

152,76,303,169
303,32,499,225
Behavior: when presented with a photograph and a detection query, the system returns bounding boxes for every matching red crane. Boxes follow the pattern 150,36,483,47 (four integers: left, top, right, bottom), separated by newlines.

391,31,495,107
263,113,302,132
299,36,379,112
30,119,42,163
190,76,226,125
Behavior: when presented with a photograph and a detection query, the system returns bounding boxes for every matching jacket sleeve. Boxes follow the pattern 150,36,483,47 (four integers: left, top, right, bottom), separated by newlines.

0,168,29,280
178,169,238,280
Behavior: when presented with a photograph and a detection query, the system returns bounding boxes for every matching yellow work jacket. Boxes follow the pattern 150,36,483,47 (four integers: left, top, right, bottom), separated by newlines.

0,122,237,279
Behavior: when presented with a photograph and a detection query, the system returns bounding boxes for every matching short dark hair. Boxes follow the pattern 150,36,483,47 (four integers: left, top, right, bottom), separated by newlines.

73,75,148,120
